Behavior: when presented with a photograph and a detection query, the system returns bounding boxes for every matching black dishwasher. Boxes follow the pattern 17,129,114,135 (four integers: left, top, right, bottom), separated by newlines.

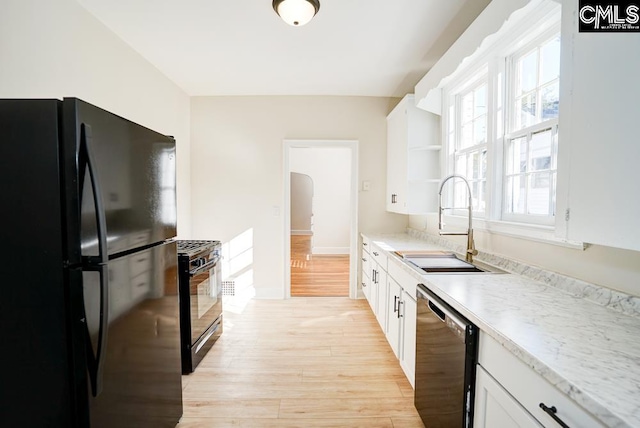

415,283,478,428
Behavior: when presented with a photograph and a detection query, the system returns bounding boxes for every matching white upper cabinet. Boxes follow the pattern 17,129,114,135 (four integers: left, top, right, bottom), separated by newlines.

386,94,441,214
555,1,640,251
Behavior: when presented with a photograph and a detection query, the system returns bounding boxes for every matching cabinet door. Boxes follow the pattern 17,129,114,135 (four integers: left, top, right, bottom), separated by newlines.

400,292,417,388
386,278,402,358
361,268,371,301
474,366,543,428
386,102,408,212
375,268,388,331
367,266,378,314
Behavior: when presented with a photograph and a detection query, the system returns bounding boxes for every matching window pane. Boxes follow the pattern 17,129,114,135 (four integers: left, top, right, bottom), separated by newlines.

473,116,487,144
541,82,559,120
528,172,551,215
472,152,480,179
478,180,486,212
530,129,552,171
461,123,473,149
456,154,466,177
474,85,487,117
518,50,538,95
517,93,537,129
462,92,474,124
454,181,467,208
506,176,526,214
481,149,487,179
507,137,526,175
540,37,561,85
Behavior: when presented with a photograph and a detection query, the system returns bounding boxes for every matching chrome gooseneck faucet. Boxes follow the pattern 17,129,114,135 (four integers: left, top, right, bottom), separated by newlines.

438,174,478,263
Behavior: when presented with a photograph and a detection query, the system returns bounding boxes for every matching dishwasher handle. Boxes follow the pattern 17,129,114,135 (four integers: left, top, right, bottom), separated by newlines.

419,284,468,339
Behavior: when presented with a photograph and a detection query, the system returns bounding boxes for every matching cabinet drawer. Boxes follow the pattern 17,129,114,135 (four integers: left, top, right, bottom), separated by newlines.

370,244,388,271
362,235,371,252
387,257,419,298
361,252,371,279
478,332,605,428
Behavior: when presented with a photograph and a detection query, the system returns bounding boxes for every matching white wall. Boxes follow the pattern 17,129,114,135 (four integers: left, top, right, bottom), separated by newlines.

291,147,351,254
0,0,192,237
290,172,314,234
191,96,408,298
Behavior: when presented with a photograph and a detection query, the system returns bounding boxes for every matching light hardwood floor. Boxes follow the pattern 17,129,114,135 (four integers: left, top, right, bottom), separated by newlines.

291,235,350,297
177,297,425,427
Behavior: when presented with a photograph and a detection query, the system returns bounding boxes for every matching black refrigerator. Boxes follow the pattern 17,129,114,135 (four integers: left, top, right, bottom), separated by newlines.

0,98,183,427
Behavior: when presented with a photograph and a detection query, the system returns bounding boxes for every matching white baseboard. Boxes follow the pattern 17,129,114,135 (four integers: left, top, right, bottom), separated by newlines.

291,230,313,236
312,246,350,255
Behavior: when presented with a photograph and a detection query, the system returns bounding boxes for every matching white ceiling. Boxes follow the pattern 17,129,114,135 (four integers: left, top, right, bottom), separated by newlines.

76,0,489,97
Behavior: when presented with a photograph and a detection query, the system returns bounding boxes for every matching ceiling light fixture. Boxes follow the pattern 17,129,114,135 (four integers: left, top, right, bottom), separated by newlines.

272,0,320,27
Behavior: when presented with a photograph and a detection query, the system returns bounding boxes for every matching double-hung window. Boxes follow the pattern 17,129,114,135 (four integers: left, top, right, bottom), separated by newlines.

443,6,561,231
504,33,560,225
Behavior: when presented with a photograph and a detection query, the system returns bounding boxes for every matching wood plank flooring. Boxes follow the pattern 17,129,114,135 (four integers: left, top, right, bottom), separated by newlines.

291,235,350,297
178,297,425,427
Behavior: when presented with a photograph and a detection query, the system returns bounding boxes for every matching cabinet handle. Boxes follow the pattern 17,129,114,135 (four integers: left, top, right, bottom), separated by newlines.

362,282,366,288
539,403,570,428
398,300,404,318
373,251,379,256
393,295,399,313
362,257,367,262
391,194,397,204
363,242,368,246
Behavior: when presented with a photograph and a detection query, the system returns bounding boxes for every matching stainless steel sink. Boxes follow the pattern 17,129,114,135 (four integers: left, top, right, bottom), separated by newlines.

395,251,505,274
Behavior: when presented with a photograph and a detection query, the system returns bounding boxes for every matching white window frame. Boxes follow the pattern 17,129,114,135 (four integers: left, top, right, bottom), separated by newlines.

439,2,579,248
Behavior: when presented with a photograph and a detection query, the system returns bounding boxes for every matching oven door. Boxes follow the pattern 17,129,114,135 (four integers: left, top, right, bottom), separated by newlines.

189,258,223,346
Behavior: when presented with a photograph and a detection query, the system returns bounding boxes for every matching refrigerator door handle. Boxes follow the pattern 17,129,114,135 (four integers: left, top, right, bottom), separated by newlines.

80,123,110,397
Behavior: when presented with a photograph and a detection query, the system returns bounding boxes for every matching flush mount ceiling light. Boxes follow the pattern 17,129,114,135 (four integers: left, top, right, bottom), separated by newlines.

272,0,320,26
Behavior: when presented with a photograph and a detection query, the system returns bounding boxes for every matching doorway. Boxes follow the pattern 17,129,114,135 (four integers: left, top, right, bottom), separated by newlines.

283,140,359,299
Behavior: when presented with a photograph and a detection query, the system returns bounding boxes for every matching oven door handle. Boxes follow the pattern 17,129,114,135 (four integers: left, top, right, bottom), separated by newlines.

189,259,218,276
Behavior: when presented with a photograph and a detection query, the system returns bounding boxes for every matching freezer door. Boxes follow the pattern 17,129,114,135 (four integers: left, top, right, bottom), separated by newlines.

64,98,177,259
83,242,182,427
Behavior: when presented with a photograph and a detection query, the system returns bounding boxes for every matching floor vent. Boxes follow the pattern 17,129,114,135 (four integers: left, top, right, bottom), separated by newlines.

222,281,235,296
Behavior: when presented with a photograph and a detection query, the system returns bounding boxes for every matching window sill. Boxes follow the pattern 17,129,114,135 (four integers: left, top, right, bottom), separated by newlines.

440,214,586,250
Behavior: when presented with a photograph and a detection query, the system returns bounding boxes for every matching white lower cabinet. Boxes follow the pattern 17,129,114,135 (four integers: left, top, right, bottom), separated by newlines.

474,366,543,428
361,235,418,387
399,290,416,388
476,332,606,428
375,268,388,331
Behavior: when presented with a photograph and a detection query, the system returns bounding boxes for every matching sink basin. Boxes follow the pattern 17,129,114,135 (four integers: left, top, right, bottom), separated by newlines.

395,251,505,274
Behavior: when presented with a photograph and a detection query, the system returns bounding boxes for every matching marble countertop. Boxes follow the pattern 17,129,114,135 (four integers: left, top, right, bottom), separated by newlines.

364,232,640,428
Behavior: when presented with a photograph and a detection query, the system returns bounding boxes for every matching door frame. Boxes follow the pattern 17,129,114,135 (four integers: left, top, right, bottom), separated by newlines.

283,139,359,299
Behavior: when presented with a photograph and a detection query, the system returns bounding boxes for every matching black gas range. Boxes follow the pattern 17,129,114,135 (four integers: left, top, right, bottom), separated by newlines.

177,240,222,374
